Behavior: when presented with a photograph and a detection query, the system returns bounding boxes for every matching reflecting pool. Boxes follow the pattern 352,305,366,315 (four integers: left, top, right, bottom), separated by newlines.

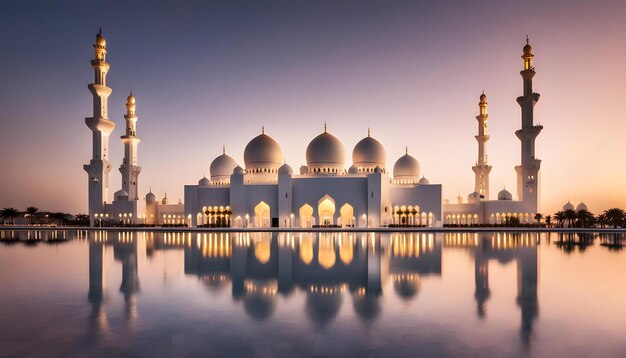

1,231,626,357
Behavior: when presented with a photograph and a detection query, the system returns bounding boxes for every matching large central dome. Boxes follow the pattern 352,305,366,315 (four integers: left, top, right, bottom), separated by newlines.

306,129,345,174
244,131,283,173
352,131,386,172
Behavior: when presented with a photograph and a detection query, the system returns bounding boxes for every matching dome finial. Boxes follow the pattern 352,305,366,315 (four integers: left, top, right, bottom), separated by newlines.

324,122,327,133
149,186,152,193
222,145,226,154
368,128,371,137
405,146,408,155
526,34,529,45
98,27,102,36
261,125,264,134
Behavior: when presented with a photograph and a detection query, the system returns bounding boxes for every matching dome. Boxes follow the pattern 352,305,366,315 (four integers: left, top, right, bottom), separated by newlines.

523,43,533,55
233,165,245,175
352,132,386,170
279,163,293,175
198,176,210,187
479,93,487,102
576,202,588,212
210,150,237,182
563,201,575,211
243,131,283,172
126,94,135,104
393,150,421,182
374,165,382,173
306,129,345,173
497,188,512,201
146,190,156,202
95,32,106,47
114,189,129,201
418,176,429,185
162,193,169,205
348,165,358,174
299,165,308,175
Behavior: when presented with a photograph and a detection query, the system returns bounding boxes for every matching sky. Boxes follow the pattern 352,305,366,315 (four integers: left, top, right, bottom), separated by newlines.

1,0,625,215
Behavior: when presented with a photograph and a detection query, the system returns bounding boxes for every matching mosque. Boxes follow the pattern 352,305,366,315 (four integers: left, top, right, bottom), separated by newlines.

83,31,544,228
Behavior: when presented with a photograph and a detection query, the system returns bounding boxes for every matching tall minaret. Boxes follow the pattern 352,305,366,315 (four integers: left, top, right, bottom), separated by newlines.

515,37,542,212
472,92,492,199
119,93,142,200
84,29,115,226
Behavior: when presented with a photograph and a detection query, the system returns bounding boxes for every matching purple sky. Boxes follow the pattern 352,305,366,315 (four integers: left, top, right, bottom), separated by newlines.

1,0,626,215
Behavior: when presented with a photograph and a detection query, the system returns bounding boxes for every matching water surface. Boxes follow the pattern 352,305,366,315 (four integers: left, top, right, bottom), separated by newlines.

1,230,625,357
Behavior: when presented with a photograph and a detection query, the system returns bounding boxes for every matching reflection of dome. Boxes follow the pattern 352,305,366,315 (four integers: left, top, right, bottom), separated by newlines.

243,286,276,321
418,176,430,185
243,131,283,172
114,189,129,201
306,130,345,173
393,274,420,301
352,133,386,171
198,176,210,186
305,288,343,327
210,150,237,182
352,292,381,322
563,201,575,211
279,163,293,175
498,188,512,201
576,202,588,212
393,150,421,182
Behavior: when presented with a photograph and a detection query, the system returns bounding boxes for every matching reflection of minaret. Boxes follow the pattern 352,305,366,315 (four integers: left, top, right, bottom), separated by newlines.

88,233,109,332
517,244,539,347
230,234,248,298
115,233,140,320
366,234,382,294
474,255,490,319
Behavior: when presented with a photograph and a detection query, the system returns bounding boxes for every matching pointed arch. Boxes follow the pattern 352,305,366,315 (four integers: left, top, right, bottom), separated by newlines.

299,203,314,228
254,201,271,228
318,195,336,227
339,203,355,228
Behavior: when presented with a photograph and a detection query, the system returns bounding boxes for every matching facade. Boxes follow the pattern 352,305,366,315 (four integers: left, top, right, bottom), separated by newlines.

82,31,545,228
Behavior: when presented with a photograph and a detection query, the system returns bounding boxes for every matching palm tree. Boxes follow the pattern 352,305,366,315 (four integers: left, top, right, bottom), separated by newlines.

563,209,577,228
545,215,552,228
554,211,565,228
26,206,38,225
0,208,19,225
597,213,607,228
604,208,626,228
534,213,543,226
576,210,595,228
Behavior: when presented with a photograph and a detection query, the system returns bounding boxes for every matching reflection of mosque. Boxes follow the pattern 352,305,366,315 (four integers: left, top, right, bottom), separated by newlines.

87,231,539,344
445,232,539,346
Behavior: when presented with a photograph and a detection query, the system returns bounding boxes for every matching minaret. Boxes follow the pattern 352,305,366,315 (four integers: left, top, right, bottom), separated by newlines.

83,29,115,226
472,92,492,199
119,92,142,200
515,37,542,212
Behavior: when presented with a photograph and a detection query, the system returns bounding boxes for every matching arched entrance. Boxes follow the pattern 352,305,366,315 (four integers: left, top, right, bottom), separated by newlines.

254,201,271,228
317,195,336,227
339,203,354,228
299,204,314,228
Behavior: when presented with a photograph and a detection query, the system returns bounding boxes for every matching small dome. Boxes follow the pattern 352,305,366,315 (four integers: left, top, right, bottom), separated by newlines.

348,165,358,174
563,201,575,211
233,165,245,175
479,93,487,102
374,165,382,173
127,94,136,104
352,132,386,170
210,150,237,182
279,163,293,175
114,189,129,201
306,130,345,172
162,194,169,205
244,131,283,172
576,202,588,212
95,32,106,47
198,176,210,186
146,190,156,202
299,165,308,175
523,43,533,55
497,188,512,201
418,176,430,185
393,150,421,182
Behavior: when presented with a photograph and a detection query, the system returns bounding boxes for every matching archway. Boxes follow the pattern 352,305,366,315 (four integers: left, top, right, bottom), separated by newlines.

318,195,336,227
299,204,314,228
339,203,354,228
254,201,271,228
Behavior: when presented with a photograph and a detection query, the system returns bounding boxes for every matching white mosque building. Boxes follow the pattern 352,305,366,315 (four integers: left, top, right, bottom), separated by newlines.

83,31,544,228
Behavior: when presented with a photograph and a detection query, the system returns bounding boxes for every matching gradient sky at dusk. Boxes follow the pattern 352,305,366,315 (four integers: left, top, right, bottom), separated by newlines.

1,0,625,215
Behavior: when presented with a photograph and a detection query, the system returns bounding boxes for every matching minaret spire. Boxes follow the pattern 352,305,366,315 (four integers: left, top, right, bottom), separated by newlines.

83,30,115,226
119,92,142,201
515,37,542,212
472,92,492,199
